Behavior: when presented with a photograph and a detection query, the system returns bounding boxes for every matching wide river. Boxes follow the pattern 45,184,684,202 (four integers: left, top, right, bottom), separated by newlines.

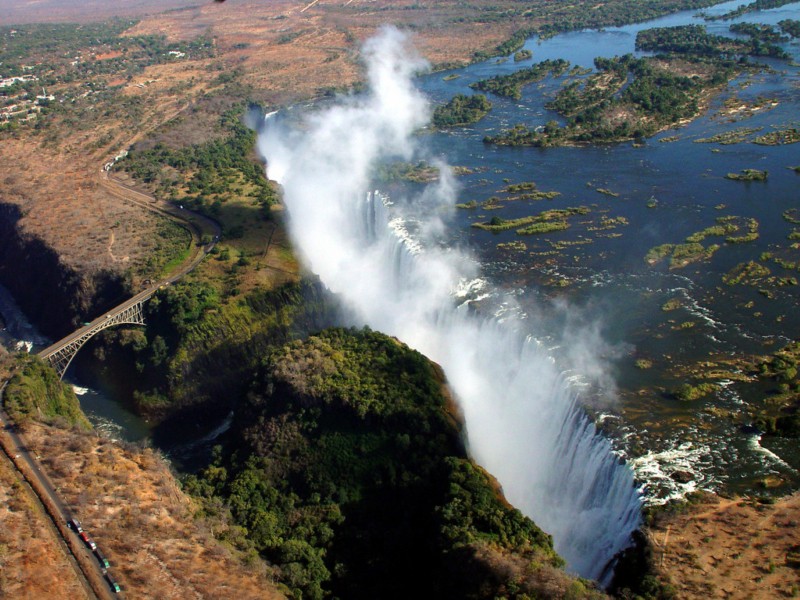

406,0,800,503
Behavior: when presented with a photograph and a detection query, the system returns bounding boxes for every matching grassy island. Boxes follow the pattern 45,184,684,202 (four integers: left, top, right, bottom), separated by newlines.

705,0,798,21
376,161,441,183
3,355,90,429
485,24,788,147
432,93,492,128
503,181,562,200
637,24,787,58
645,216,760,269
729,22,789,44
779,19,800,38
473,206,589,234
470,58,570,100
514,49,533,61
750,341,800,438
754,127,800,145
725,169,768,181
695,126,763,145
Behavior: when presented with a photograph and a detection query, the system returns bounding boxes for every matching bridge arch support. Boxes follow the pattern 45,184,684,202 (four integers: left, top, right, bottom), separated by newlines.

39,297,150,380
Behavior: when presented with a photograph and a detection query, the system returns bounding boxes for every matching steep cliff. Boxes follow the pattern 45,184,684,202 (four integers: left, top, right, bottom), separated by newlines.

0,202,128,340
185,327,603,599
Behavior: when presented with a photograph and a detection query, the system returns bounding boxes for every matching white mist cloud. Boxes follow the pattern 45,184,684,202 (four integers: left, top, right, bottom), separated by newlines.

258,26,641,583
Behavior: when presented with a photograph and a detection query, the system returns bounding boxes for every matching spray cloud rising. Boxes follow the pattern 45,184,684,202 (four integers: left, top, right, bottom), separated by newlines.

259,26,641,582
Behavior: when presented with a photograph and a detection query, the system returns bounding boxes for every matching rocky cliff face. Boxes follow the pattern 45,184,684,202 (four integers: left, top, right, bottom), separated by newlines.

0,202,128,340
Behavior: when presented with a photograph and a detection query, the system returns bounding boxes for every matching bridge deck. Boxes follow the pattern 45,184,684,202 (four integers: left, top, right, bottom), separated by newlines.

38,288,157,379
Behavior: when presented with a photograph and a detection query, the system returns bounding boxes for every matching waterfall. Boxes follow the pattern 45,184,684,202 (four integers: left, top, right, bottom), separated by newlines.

258,26,642,582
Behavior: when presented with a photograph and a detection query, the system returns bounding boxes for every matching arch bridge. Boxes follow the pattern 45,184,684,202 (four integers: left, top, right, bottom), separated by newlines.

38,288,156,380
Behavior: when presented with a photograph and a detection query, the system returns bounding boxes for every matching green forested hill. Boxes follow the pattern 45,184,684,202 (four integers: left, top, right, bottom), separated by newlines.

185,327,601,600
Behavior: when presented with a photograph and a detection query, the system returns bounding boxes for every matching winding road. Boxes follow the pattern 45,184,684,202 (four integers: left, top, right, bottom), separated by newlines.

38,168,222,369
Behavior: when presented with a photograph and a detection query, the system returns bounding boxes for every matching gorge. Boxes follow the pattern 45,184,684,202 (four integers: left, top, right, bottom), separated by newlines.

2,0,800,594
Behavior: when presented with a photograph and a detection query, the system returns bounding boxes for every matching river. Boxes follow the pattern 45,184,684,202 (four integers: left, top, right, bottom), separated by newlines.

0,282,151,443
409,0,800,502
259,0,800,580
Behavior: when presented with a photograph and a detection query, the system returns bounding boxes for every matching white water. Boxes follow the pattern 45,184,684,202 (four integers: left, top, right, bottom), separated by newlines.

258,27,641,582
0,282,48,351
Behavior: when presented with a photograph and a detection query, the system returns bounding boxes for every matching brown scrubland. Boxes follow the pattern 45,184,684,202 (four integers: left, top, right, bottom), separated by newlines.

0,0,517,284
650,492,800,599
19,420,286,598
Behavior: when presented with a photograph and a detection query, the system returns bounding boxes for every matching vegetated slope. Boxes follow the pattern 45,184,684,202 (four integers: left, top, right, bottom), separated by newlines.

19,420,287,600
185,327,604,600
0,352,286,599
3,354,90,428
88,278,332,438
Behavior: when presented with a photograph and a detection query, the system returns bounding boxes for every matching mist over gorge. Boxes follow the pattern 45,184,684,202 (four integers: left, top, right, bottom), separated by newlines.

258,26,641,581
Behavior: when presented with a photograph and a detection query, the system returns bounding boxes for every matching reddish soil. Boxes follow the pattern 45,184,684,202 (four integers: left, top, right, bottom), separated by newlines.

651,492,800,599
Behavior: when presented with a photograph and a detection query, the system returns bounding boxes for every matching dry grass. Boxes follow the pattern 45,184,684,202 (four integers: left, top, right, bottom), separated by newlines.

651,492,800,599
0,139,186,280
0,0,518,286
21,422,285,599
1,0,194,24
125,0,519,103
0,450,89,599
1,0,605,287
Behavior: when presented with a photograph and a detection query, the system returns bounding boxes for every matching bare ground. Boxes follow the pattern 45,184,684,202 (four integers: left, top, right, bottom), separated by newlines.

125,0,519,103
0,0,201,24
651,492,800,599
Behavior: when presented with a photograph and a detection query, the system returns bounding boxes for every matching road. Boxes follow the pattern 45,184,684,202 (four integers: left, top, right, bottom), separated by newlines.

0,382,114,599
4,148,223,595
3,106,222,598
39,169,222,364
